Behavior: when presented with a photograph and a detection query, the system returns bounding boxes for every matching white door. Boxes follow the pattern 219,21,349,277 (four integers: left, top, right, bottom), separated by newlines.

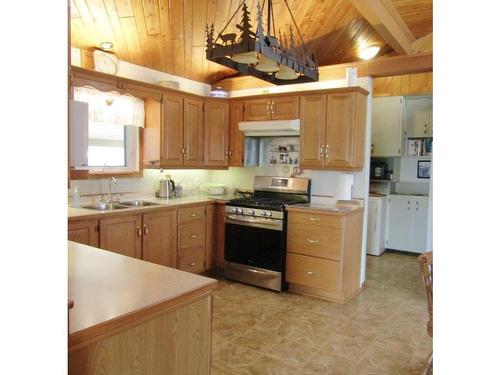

405,97,432,138
367,200,378,254
371,97,404,157
412,197,429,253
387,196,413,251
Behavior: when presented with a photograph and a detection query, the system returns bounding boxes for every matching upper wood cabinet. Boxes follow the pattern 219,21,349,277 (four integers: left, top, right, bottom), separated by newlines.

299,89,367,171
228,101,245,167
99,214,143,259
142,209,178,268
371,96,405,157
204,100,229,167
243,96,298,120
143,93,204,168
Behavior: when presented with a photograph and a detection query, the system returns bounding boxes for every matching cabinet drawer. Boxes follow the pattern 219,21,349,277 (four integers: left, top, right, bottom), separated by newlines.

288,211,344,229
179,221,205,251
179,205,205,224
286,253,340,293
178,248,206,274
287,222,342,260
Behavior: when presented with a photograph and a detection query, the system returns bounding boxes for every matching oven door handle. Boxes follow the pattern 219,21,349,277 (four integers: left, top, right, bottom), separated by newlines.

225,214,283,231
226,214,281,225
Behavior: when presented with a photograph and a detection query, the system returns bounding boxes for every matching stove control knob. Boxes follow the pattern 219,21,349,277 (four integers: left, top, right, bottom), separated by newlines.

248,209,255,215
265,211,272,217
260,210,266,216
231,207,237,213
236,208,243,214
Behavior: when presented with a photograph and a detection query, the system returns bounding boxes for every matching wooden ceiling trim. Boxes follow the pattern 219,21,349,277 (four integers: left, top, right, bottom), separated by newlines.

390,0,432,39
349,0,415,54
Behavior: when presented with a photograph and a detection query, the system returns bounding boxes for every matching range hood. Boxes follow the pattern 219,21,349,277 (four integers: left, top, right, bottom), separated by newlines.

238,119,300,136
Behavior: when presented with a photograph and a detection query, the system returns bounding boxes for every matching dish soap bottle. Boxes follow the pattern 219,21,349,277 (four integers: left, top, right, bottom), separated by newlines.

72,186,80,208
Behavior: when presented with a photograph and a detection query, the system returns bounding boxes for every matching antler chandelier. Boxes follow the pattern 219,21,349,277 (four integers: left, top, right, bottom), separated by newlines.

205,0,319,85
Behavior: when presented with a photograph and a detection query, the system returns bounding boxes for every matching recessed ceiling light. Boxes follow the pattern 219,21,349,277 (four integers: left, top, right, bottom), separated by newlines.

100,42,114,51
359,45,380,60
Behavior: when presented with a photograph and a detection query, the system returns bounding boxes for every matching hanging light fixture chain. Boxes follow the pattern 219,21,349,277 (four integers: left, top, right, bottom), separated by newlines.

283,0,312,57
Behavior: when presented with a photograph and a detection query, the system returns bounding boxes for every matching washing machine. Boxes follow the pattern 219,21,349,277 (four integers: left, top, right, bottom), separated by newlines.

367,193,388,256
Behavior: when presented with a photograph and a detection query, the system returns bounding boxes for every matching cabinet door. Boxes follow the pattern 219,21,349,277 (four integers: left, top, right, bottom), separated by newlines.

243,98,271,120
299,94,326,169
405,97,432,138
371,97,404,157
161,94,184,166
204,101,229,167
143,98,162,167
271,96,299,120
68,219,98,247
386,196,413,251
412,197,429,253
142,209,178,267
324,92,355,168
205,204,216,270
99,214,142,258
228,101,244,167
183,97,204,167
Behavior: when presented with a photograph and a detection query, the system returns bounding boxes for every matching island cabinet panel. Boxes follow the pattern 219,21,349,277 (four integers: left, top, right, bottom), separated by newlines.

299,94,327,169
286,208,363,303
161,93,184,167
99,214,142,259
183,97,204,167
204,101,229,167
228,101,245,167
68,219,99,247
142,209,178,268
69,295,212,375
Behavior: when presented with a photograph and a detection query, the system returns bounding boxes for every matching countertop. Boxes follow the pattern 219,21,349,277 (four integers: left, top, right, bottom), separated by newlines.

287,201,364,215
68,241,217,350
68,194,239,220
390,193,429,197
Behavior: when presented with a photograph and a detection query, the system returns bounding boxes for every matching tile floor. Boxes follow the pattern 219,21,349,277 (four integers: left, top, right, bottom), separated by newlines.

211,252,432,375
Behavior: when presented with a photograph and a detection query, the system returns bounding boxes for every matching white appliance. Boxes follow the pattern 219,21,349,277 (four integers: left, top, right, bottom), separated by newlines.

367,194,388,256
336,173,354,200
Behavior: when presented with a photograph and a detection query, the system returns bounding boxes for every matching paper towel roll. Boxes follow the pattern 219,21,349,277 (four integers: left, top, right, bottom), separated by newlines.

336,174,354,200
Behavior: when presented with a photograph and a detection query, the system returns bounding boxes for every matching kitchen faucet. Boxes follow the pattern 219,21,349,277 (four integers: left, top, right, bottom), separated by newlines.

107,177,118,202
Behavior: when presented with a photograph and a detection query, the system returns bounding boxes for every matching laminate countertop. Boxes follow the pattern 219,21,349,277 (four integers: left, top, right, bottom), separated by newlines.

68,241,217,350
68,195,238,220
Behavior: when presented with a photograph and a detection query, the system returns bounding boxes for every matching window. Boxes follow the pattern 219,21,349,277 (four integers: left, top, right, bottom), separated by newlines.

73,86,144,174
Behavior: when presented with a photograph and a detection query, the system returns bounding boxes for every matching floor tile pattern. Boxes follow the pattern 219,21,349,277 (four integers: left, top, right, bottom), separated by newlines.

211,252,432,375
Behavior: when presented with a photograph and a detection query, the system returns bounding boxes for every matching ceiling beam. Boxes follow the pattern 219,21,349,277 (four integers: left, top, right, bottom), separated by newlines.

349,0,415,55
214,52,432,91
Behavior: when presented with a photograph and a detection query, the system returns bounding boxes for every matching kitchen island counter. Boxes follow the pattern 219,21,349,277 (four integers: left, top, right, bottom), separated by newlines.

68,241,217,374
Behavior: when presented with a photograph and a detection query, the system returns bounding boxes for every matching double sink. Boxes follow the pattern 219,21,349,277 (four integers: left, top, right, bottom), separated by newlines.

82,200,161,211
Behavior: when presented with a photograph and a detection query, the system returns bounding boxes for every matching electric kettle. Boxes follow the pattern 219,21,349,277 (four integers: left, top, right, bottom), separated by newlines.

156,175,175,199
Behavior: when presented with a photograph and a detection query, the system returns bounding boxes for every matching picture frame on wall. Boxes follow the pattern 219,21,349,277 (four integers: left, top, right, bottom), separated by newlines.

417,160,431,179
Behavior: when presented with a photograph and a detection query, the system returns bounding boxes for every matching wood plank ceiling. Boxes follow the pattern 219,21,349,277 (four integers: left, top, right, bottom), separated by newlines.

70,0,432,85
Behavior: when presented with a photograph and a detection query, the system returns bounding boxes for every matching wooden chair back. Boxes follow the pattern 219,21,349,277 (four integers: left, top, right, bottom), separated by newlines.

418,252,433,338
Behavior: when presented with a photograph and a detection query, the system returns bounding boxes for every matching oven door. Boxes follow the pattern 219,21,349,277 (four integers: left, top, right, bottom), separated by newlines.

224,217,285,272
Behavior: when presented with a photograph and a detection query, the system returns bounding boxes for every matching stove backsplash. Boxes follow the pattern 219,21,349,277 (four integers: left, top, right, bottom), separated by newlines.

243,136,300,167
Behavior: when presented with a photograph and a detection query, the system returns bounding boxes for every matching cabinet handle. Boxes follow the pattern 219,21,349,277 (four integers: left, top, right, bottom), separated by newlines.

319,145,324,156
308,217,320,221
136,225,142,237
371,144,374,154
184,146,188,155
325,145,330,156
189,262,197,266
266,101,271,115
143,224,149,235
424,124,428,134
190,213,197,217
407,201,411,211
190,234,198,239
306,238,319,243
229,149,233,156
149,160,160,164
306,271,317,276
271,101,275,114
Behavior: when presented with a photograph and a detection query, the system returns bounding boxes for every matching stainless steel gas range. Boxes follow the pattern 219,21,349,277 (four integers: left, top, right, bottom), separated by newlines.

224,176,311,291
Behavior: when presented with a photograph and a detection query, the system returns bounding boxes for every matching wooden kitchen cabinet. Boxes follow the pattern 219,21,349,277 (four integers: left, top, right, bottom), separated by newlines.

387,195,429,253
243,96,298,120
228,101,245,166
205,203,217,270
68,218,99,247
178,204,207,273
142,209,178,267
405,96,433,138
286,207,364,303
215,202,226,273
204,100,229,167
371,96,405,157
299,88,368,171
143,93,204,168
99,214,142,259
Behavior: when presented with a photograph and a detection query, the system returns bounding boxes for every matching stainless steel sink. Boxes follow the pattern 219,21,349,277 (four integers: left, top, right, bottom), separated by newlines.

81,203,130,211
120,200,160,207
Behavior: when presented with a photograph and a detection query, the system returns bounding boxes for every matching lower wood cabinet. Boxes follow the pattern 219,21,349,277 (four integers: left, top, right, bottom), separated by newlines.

215,202,226,273
68,218,98,247
99,214,142,259
68,203,216,274
286,208,364,303
142,209,178,267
